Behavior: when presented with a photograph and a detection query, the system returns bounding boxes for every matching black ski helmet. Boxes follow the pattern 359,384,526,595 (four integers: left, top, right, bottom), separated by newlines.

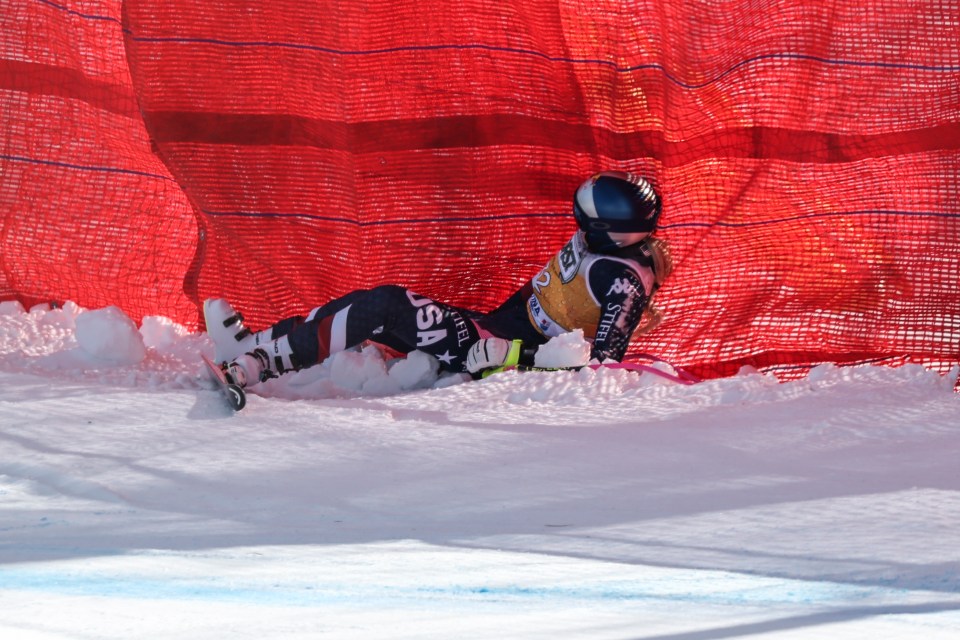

573,171,661,252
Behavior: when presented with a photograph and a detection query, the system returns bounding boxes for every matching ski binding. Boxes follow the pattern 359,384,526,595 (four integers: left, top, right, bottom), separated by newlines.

201,353,247,411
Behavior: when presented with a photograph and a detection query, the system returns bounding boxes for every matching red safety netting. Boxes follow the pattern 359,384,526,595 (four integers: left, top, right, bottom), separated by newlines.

0,0,197,322
2,0,959,383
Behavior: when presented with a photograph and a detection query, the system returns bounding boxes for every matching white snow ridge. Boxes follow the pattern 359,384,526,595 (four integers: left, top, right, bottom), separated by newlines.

1,302,958,639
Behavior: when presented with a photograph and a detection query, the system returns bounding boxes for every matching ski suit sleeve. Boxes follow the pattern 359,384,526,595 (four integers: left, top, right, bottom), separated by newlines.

587,260,650,362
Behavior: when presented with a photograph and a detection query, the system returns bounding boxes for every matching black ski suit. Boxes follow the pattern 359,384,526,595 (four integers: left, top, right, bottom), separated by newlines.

275,232,660,373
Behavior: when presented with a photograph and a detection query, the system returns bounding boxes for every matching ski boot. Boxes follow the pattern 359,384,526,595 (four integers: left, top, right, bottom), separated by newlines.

222,349,271,388
222,334,300,388
204,298,272,364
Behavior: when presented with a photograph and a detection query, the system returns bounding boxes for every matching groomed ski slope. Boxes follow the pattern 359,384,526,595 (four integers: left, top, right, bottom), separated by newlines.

1,302,958,639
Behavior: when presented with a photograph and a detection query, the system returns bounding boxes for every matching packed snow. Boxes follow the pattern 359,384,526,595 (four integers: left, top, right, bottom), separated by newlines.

1,301,958,639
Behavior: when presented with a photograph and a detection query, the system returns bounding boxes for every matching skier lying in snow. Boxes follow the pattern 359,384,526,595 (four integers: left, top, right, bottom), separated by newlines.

206,170,672,386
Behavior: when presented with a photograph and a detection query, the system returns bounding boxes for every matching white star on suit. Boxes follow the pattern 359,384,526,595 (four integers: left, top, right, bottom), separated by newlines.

436,351,457,365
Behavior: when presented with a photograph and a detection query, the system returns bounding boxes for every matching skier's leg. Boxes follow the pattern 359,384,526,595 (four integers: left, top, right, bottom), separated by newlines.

305,285,480,369
286,285,418,368
227,286,481,385
205,291,370,365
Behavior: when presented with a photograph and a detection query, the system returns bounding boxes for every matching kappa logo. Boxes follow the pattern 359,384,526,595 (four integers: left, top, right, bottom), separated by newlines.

607,278,638,296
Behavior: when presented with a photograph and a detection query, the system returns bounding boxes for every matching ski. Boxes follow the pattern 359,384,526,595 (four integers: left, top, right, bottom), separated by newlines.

201,353,247,411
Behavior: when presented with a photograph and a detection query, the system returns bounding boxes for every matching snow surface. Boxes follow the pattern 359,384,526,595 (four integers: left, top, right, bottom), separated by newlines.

1,301,959,639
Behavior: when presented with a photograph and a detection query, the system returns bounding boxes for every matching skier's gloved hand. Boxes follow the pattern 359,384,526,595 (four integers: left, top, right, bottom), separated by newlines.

466,338,523,374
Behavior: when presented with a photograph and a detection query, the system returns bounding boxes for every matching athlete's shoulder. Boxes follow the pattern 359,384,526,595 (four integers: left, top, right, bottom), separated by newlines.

548,232,589,283
583,248,655,298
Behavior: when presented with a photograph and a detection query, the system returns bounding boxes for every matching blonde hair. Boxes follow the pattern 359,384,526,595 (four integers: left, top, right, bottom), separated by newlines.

644,237,673,287
635,237,673,335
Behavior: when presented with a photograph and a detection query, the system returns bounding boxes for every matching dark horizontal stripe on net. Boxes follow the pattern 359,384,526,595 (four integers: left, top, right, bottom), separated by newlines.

145,111,960,165
0,60,139,116
1,153,176,182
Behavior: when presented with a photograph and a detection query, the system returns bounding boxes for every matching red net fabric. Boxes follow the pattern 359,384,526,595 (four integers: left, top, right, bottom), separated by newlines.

3,0,959,383
0,0,197,321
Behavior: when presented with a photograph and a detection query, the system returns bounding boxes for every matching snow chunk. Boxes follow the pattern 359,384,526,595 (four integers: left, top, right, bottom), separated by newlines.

389,349,440,390
944,364,960,391
75,306,146,365
328,346,398,396
38,301,82,331
534,329,591,368
0,300,26,316
326,346,443,396
140,315,190,351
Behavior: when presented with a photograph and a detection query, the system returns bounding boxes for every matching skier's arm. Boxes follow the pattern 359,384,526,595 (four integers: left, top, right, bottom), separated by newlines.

589,265,649,363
